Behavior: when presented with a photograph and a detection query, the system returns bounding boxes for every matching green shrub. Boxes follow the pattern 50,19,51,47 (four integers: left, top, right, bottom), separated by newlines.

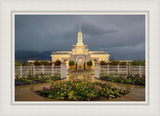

100,61,106,65
54,60,62,66
100,76,145,85
131,59,145,66
109,61,119,65
87,60,93,66
15,76,61,86
69,60,75,66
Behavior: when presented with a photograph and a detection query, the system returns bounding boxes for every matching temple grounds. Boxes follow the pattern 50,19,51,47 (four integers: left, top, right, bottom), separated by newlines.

15,72,145,101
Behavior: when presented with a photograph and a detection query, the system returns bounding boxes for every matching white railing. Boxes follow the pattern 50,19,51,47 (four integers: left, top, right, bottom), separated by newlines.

99,65,145,77
15,65,61,78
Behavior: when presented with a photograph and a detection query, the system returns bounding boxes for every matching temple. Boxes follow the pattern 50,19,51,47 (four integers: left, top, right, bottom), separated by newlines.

51,22,110,69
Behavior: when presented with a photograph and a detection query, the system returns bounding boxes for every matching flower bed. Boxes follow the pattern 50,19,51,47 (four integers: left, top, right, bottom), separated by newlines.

15,76,61,86
100,76,145,85
37,79,129,101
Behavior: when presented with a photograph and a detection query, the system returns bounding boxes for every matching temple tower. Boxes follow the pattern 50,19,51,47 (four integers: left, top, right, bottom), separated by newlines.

76,21,84,46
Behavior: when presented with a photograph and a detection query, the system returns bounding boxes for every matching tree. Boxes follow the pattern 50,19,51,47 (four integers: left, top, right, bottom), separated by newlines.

28,62,33,66
119,62,126,65
40,61,51,66
131,59,143,66
100,61,106,65
54,60,62,66
34,60,41,66
131,60,137,65
87,60,93,66
84,62,86,70
109,61,119,65
22,62,27,66
69,60,75,66
137,59,142,65
142,60,145,66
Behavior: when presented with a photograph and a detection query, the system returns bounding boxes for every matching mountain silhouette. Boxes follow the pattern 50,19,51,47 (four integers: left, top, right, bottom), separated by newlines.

15,50,53,63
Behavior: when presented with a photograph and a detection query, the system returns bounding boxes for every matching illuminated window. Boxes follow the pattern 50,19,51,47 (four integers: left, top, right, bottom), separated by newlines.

77,49,83,54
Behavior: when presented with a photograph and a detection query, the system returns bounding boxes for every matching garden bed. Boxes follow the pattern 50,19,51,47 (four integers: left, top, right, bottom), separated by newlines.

15,76,61,86
36,79,129,101
100,76,145,85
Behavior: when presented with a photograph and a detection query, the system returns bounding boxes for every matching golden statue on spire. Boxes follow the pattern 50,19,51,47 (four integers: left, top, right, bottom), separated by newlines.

79,21,81,32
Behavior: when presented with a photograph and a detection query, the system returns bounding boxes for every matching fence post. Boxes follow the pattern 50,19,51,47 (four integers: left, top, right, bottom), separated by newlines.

139,65,141,77
108,64,109,76
128,63,132,76
117,65,119,76
52,64,54,76
33,65,35,77
42,65,44,75
29,66,33,77
61,63,67,79
94,63,100,79
126,65,128,76
20,65,22,78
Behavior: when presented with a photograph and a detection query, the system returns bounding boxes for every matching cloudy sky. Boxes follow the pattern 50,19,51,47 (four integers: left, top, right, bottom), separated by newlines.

15,15,145,60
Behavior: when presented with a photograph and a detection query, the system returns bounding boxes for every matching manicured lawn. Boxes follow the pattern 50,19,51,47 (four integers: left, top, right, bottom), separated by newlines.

37,79,129,101
100,76,145,85
15,76,61,86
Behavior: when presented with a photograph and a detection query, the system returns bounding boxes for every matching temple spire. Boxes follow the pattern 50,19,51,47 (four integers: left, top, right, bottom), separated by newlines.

77,21,83,45
79,21,81,32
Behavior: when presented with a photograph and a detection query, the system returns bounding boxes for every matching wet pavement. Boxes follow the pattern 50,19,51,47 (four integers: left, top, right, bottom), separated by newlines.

15,72,145,101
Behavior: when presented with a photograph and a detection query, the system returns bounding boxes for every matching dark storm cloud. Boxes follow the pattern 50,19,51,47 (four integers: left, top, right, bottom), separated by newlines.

82,22,118,36
15,15,145,60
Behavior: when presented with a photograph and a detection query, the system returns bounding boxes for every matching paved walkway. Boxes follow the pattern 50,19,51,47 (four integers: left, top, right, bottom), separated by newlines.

15,73,145,101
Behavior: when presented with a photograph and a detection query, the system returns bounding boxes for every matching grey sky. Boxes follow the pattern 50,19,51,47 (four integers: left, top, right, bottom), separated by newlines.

15,15,145,60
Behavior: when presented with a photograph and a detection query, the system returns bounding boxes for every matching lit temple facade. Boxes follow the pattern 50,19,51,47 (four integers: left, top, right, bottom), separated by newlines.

51,22,110,69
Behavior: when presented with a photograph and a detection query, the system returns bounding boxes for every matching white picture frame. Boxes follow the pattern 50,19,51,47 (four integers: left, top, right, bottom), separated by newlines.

0,0,160,116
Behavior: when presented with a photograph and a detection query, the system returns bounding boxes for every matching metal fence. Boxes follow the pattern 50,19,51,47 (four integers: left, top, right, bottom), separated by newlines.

100,65,145,77
15,66,61,78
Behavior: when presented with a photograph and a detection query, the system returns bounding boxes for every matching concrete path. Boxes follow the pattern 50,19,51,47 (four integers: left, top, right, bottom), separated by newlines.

15,73,145,101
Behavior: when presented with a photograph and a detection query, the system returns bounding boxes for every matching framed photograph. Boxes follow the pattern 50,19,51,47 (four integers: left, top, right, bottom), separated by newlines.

13,12,147,104
0,0,160,116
